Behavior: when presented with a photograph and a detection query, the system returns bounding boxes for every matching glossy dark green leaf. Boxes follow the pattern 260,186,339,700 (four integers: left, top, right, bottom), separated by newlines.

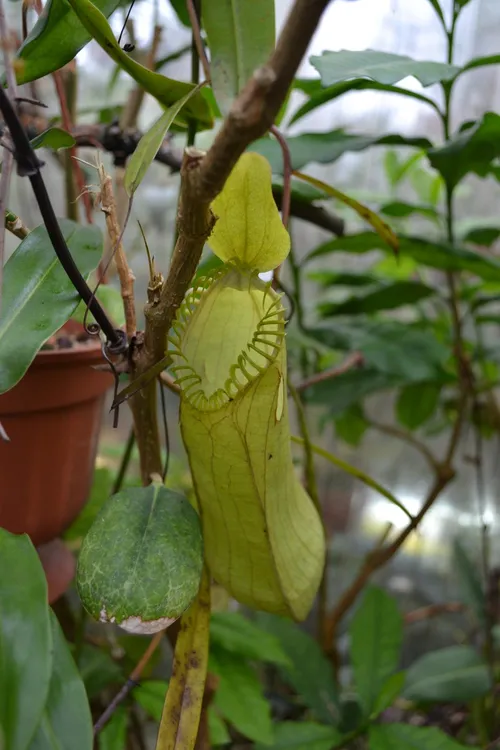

71,284,125,328
306,232,500,282
66,0,212,128
125,84,204,195
255,722,343,750
255,614,339,725
0,530,52,750
380,201,440,222
203,0,274,116
427,112,500,190
98,707,127,750
29,611,92,750
396,382,441,429
369,723,473,750
251,131,431,173
349,586,403,715
334,403,368,447
30,128,76,151
134,680,167,722
0,221,103,395
291,78,439,125
463,226,500,247
319,281,434,317
210,612,290,666
210,649,272,744
452,539,487,627
404,645,491,702
310,49,459,87
372,672,406,717
16,0,121,84
308,270,377,287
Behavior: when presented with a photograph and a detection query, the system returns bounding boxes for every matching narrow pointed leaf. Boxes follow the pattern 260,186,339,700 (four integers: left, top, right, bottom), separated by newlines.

460,53,500,76
29,611,93,750
0,221,103,394
380,201,440,223
426,0,446,28
16,0,121,84
291,78,439,125
369,724,474,750
203,0,275,116
156,569,210,749
293,171,398,252
404,645,491,702
0,530,52,750
452,539,487,626
306,231,500,282
252,130,431,173
310,49,459,87
125,83,205,196
349,586,403,716
65,0,212,127
98,708,127,750
319,280,433,317
396,382,441,429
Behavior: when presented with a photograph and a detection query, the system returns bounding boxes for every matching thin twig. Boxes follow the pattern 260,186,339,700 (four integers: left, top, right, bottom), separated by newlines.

5,208,30,239
368,418,441,473
296,352,364,392
160,371,180,395
186,0,210,81
98,162,136,339
94,630,164,734
404,602,464,625
0,0,17,314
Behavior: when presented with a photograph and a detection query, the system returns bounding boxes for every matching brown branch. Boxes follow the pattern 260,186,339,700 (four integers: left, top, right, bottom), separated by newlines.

296,352,363,392
99,163,136,339
186,0,210,81
94,630,165,734
128,0,333,484
404,602,464,625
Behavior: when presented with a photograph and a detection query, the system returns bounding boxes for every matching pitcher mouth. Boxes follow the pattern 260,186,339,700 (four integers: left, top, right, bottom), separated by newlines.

168,265,286,412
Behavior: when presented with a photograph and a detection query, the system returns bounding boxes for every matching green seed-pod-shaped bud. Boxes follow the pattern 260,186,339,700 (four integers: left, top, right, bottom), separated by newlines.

170,153,325,619
76,484,203,634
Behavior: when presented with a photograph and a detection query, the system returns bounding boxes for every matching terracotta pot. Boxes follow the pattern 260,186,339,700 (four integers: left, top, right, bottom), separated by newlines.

0,340,113,546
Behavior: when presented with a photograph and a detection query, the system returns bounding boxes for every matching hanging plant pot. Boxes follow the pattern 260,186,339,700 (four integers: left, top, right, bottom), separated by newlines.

0,335,113,548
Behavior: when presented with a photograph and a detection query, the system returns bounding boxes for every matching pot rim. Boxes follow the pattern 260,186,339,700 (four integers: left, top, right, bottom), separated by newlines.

32,337,108,369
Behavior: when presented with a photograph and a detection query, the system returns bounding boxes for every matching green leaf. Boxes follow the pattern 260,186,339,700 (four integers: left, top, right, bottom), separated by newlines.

371,672,406,718
404,645,491,703
98,707,127,750
290,78,439,125
169,0,190,26
349,586,403,716
306,231,500,282
210,612,290,666
256,614,340,725
463,226,500,247
29,611,92,750
310,49,459,87
319,281,434,317
309,270,377,288
125,84,204,195
0,530,52,750
16,0,121,84
460,53,500,77
76,644,122,700
134,680,167,722
210,649,273,745
30,128,76,151
64,468,112,542
396,382,441,429
65,0,212,128
369,723,473,750
334,403,368,447
452,539,487,627
308,367,401,416
208,709,230,747
0,221,103,395
252,131,431,173
426,0,446,28
380,201,440,223
427,113,500,190
203,0,274,116
255,722,344,750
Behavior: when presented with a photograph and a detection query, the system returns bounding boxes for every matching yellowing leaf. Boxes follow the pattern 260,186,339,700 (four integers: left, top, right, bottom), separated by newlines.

156,569,210,750
209,153,290,272
293,170,399,255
